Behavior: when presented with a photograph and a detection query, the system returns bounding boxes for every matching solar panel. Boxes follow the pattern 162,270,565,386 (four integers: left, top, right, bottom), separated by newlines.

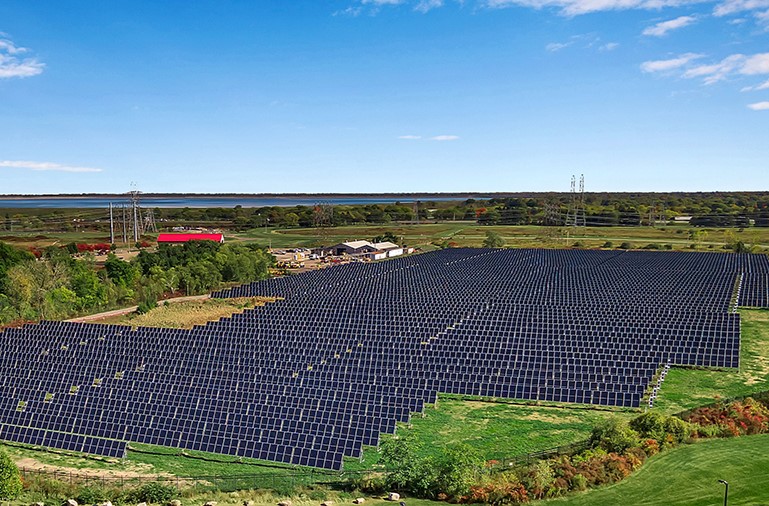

1,248,763,468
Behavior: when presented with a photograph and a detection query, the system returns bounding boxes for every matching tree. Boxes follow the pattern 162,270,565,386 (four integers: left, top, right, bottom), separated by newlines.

483,231,505,248
104,253,139,288
590,416,639,453
0,449,22,499
434,443,484,499
380,435,431,493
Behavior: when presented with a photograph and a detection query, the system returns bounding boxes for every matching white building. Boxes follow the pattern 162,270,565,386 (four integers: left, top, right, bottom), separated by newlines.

332,240,406,260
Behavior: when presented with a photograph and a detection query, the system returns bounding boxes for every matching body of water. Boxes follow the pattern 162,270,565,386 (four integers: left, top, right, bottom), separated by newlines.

0,195,480,209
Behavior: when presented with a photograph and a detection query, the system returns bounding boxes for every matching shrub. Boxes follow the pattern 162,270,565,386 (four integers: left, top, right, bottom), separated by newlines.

602,241,613,248
618,242,633,249
570,473,588,491
0,450,22,499
136,299,158,315
589,417,639,453
630,412,667,442
433,443,484,499
76,486,109,504
127,482,178,504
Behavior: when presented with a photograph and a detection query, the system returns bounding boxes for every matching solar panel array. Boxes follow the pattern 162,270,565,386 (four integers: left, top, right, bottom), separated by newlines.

1,248,768,469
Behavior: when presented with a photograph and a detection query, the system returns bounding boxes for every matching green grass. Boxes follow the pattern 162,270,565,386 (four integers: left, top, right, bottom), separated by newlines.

233,223,769,252
346,400,634,471
653,309,769,413
540,434,769,505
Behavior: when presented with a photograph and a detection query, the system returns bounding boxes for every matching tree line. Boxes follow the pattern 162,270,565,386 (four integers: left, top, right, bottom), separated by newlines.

0,240,272,325
4,191,769,233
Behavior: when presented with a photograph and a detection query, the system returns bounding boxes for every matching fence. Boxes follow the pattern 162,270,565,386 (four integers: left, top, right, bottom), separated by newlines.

18,467,370,493
18,438,595,493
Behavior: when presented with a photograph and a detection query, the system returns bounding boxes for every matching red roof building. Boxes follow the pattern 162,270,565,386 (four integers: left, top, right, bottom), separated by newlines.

156,233,224,244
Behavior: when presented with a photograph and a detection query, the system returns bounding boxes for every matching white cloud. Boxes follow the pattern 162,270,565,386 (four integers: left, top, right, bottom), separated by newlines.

0,36,44,79
415,0,445,11
640,53,703,73
683,54,745,83
713,0,769,16
398,135,423,139
0,161,103,173
600,42,620,51
673,52,769,84
546,41,573,52
430,135,460,141
643,15,697,36
741,52,769,74
362,0,404,4
747,101,769,109
483,0,706,16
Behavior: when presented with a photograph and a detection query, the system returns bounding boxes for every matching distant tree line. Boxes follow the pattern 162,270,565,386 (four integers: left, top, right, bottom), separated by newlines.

0,240,272,325
3,192,769,233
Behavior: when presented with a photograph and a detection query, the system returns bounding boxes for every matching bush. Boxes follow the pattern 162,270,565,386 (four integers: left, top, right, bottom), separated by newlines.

127,482,178,504
618,242,633,250
589,417,639,453
136,299,158,315
630,412,667,442
0,450,22,499
76,486,109,504
602,241,613,248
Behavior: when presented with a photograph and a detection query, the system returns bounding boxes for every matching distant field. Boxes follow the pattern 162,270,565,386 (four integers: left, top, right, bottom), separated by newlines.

236,224,769,251
2,222,769,253
539,434,769,506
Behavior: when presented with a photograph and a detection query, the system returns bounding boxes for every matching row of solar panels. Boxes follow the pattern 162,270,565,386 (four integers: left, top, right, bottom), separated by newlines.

1,248,765,468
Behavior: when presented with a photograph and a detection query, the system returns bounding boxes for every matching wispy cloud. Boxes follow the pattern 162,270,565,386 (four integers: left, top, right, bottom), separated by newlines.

640,53,703,73
546,33,617,53
673,52,769,84
713,0,769,16
398,134,460,141
546,41,573,52
600,42,620,51
742,77,769,91
643,15,697,36
342,0,769,17
747,101,769,109
0,161,103,173
483,0,706,17
683,54,746,83
742,53,769,74
0,36,45,79
415,0,445,12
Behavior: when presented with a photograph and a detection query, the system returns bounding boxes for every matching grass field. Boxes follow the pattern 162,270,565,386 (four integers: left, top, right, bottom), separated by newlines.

653,309,769,413
93,297,278,329
540,434,769,505
235,223,769,252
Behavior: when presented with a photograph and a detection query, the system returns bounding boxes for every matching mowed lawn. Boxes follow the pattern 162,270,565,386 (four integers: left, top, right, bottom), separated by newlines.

653,309,769,413
540,434,769,506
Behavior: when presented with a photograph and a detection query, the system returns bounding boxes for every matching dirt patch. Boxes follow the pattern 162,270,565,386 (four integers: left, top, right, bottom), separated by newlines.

16,457,166,480
517,411,581,424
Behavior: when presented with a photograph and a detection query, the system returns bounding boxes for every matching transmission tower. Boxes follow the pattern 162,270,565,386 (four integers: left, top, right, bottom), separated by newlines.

542,201,561,226
565,174,586,228
313,201,334,246
143,208,157,233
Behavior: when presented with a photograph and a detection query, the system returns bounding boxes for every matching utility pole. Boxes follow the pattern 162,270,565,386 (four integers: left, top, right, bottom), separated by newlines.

121,204,128,244
109,203,115,244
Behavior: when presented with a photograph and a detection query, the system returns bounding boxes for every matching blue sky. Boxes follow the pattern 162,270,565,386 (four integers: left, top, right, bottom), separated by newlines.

0,0,767,194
